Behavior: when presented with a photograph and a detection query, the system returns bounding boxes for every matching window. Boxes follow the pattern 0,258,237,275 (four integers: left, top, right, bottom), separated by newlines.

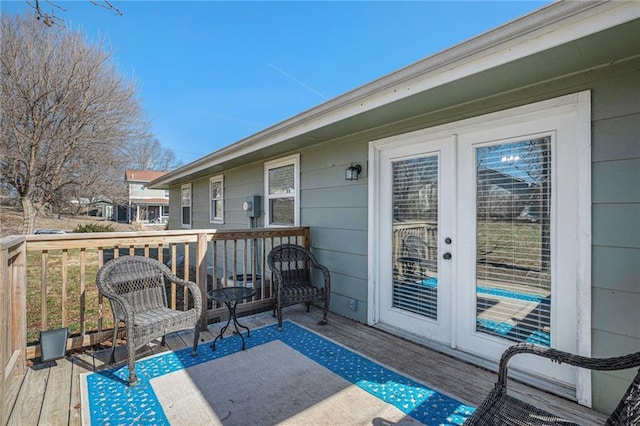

209,175,224,223
181,184,191,228
264,154,300,227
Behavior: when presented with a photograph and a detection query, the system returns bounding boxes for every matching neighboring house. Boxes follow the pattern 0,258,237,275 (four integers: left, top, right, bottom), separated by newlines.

125,170,170,224
69,197,114,219
149,1,640,414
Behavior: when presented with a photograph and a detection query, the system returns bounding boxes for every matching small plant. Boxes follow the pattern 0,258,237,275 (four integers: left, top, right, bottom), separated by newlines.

72,223,116,233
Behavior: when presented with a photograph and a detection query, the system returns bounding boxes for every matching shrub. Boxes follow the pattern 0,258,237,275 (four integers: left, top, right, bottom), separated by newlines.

72,223,115,233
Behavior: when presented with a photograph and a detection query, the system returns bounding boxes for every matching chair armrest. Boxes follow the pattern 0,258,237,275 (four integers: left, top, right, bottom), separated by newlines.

497,343,640,389
313,263,331,292
306,252,331,292
160,268,203,319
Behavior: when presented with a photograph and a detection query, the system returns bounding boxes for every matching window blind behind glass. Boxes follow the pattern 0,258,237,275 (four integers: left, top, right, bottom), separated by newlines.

475,137,552,346
392,156,439,319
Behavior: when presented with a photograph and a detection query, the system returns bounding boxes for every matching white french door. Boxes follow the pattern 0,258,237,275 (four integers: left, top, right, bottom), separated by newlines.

369,92,591,401
377,136,455,345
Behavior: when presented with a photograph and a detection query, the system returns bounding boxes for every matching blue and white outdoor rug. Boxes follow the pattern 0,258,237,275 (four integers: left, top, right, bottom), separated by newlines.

81,321,475,425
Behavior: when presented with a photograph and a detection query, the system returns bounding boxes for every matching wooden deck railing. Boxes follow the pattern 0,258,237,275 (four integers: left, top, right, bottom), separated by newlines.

1,235,28,425
0,227,309,378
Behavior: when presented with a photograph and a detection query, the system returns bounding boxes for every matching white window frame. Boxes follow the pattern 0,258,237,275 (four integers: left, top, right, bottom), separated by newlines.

209,175,224,224
264,154,300,227
181,183,192,229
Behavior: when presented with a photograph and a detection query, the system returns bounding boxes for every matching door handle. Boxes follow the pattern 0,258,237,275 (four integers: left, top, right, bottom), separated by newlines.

443,252,452,260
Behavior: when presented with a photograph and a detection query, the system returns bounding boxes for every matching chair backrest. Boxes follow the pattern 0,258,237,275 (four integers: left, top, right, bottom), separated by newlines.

96,256,169,317
267,244,314,287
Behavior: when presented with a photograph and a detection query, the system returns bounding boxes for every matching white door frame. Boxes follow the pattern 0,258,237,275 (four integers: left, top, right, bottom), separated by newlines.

368,91,592,405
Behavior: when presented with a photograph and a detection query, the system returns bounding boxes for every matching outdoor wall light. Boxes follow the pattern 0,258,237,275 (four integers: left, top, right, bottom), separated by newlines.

345,163,362,181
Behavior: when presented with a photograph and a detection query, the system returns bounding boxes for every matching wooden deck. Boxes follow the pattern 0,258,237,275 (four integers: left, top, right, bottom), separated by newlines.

4,305,608,425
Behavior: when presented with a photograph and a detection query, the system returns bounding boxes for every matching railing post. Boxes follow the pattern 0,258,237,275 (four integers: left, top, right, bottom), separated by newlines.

0,241,7,425
302,227,311,249
1,236,27,426
12,241,27,376
196,232,209,331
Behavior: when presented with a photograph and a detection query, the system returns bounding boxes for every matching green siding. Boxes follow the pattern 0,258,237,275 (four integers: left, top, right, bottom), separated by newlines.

312,228,368,256
592,114,640,162
191,176,210,229
588,58,640,413
593,204,640,248
592,159,640,203
592,287,640,342
592,247,639,293
592,373,636,417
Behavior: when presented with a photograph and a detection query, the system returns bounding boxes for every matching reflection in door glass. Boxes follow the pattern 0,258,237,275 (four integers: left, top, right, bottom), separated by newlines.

475,137,552,346
392,156,438,319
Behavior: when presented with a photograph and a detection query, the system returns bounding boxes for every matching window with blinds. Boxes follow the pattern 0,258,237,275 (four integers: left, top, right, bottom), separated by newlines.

268,164,295,225
475,137,552,346
392,155,439,319
264,155,299,227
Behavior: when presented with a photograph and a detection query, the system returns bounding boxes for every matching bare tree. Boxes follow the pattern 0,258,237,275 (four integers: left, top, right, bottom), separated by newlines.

0,13,148,234
126,137,183,172
55,156,129,215
27,0,122,26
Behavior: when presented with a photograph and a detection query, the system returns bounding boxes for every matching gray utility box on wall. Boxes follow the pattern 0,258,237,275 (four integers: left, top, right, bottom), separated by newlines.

243,195,261,218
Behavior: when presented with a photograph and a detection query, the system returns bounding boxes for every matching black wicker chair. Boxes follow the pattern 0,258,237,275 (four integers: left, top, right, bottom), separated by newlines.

465,343,640,425
267,244,330,330
96,256,202,385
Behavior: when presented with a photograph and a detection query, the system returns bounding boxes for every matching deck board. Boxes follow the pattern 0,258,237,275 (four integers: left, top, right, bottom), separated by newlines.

69,357,92,426
7,365,48,425
7,305,609,425
2,368,25,423
39,358,72,425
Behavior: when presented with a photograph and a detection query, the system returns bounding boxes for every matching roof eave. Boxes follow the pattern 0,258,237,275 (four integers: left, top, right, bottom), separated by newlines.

149,0,639,189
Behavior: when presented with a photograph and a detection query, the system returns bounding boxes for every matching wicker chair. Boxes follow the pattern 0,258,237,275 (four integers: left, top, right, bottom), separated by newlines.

96,256,202,385
465,343,640,425
267,244,330,330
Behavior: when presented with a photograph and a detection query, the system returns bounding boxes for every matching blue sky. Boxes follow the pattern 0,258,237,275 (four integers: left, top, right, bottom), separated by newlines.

2,1,550,165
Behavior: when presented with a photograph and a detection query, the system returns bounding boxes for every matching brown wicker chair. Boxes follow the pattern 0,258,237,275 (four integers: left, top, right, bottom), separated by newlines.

465,343,640,425
267,244,330,330
96,256,202,385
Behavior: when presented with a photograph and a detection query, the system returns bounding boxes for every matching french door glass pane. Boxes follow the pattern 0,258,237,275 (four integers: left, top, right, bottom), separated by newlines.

392,156,438,319
475,137,552,346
